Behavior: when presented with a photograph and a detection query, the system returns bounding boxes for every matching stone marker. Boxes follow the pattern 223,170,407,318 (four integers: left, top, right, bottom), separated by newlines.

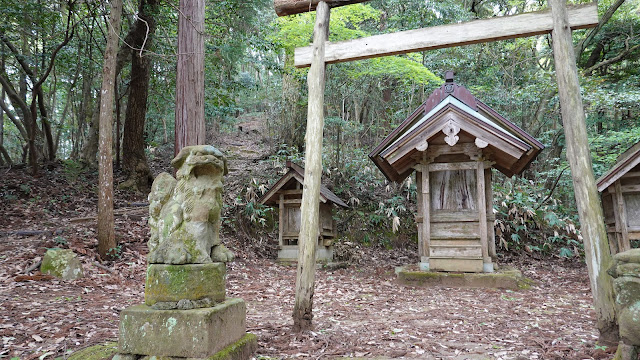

608,249,640,360
40,248,84,280
115,145,256,360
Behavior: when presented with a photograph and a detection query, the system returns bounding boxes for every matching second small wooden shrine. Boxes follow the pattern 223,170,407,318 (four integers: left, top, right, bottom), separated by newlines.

597,141,640,254
259,161,348,261
370,72,544,273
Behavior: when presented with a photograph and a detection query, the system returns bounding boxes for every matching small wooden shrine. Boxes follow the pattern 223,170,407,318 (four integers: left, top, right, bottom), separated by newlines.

597,141,640,254
370,71,544,273
258,161,348,261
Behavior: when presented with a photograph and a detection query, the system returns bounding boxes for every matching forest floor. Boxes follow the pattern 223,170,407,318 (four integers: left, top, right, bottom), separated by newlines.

0,115,617,360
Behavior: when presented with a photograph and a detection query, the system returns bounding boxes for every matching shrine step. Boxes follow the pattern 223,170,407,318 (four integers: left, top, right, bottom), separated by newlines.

429,257,484,272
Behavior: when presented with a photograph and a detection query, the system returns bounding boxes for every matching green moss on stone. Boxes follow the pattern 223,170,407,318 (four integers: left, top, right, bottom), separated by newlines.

67,342,118,360
40,248,84,280
206,333,257,360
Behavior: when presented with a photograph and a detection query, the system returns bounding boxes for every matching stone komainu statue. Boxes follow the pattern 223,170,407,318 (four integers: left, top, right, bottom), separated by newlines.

608,249,640,359
148,145,234,264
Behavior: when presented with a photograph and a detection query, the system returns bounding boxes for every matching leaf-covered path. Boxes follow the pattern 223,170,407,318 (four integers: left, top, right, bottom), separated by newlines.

1,229,609,359
0,117,612,359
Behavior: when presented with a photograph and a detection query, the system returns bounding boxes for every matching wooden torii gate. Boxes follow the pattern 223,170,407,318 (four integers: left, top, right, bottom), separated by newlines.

278,0,617,340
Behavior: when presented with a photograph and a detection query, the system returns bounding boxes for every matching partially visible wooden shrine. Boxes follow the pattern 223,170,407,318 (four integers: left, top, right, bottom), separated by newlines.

259,161,348,261
597,141,640,254
370,72,544,273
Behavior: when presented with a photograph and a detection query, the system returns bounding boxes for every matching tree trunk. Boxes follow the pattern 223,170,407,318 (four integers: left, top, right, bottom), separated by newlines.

97,0,123,259
293,1,330,333
122,0,158,191
550,0,618,344
175,0,206,155
80,95,101,167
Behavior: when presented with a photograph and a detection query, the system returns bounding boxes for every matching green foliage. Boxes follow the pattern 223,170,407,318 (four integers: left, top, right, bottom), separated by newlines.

494,176,581,257
347,54,442,88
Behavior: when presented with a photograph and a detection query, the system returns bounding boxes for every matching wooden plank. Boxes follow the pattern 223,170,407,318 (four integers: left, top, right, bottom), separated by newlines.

416,170,423,257
431,211,478,223
615,180,630,251
431,245,483,258
429,161,479,172
486,168,497,258
625,193,640,227
550,0,617,337
431,221,479,239
432,239,481,247
294,3,598,67
430,257,483,272
274,0,370,16
281,189,304,195
279,195,284,246
421,165,431,260
282,199,303,204
430,169,477,211
620,185,640,193
477,161,490,264
610,188,624,254
622,171,640,179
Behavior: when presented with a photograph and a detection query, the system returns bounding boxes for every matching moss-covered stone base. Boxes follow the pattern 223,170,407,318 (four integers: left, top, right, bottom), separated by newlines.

397,265,533,290
113,333,257,360
145,263,226,306
119,298,246,358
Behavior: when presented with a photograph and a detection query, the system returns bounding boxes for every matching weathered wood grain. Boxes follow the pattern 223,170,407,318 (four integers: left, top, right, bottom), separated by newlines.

549,0,617,342
294,1,329,332
294,3,598,67
274,0,370,16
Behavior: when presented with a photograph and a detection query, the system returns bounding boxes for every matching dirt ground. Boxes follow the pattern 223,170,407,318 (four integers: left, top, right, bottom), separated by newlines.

0,117,618,359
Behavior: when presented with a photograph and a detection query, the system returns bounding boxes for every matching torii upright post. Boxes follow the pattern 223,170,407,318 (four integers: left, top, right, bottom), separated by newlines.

549,0,617,343
292,1,330,331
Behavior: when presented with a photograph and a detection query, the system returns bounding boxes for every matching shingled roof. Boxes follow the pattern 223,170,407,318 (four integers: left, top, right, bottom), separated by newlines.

369,72,544,182
597,141,640,192
258,161,348,208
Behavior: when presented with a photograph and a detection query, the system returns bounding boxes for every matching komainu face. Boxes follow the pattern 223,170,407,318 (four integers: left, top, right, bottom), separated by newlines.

147,145,234,264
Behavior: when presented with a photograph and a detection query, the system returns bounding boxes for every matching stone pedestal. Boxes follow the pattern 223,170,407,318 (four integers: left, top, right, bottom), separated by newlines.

119,298,246,358
145,263,226,307
116,263,255,359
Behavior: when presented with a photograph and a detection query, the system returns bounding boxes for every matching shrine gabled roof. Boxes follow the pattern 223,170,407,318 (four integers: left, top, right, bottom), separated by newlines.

369,72,544,183
258,161,348,208
597,141,640,192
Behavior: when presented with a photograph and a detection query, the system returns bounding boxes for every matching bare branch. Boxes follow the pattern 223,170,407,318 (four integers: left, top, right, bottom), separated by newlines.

575,0,626,59
583,37,640,75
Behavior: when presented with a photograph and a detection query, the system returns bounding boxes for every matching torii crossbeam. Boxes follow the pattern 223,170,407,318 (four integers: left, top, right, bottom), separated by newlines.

279,0,617,341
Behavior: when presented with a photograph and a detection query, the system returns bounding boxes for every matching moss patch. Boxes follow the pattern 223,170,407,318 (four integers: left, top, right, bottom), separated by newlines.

397,265,533,290
207,333,257,360
67,342,118,360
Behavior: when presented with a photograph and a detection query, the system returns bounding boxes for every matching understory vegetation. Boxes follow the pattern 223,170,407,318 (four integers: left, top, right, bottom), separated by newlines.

1,0,640,259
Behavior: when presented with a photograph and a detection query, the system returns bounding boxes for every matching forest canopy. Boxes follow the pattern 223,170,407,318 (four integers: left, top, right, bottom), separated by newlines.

0,0,639,255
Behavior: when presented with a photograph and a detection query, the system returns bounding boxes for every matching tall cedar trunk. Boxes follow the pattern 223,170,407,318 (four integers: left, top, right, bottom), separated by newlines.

97,0,123,259
175,0,205,154
122,0,157,191
549,0,618,344
293,1,329,332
